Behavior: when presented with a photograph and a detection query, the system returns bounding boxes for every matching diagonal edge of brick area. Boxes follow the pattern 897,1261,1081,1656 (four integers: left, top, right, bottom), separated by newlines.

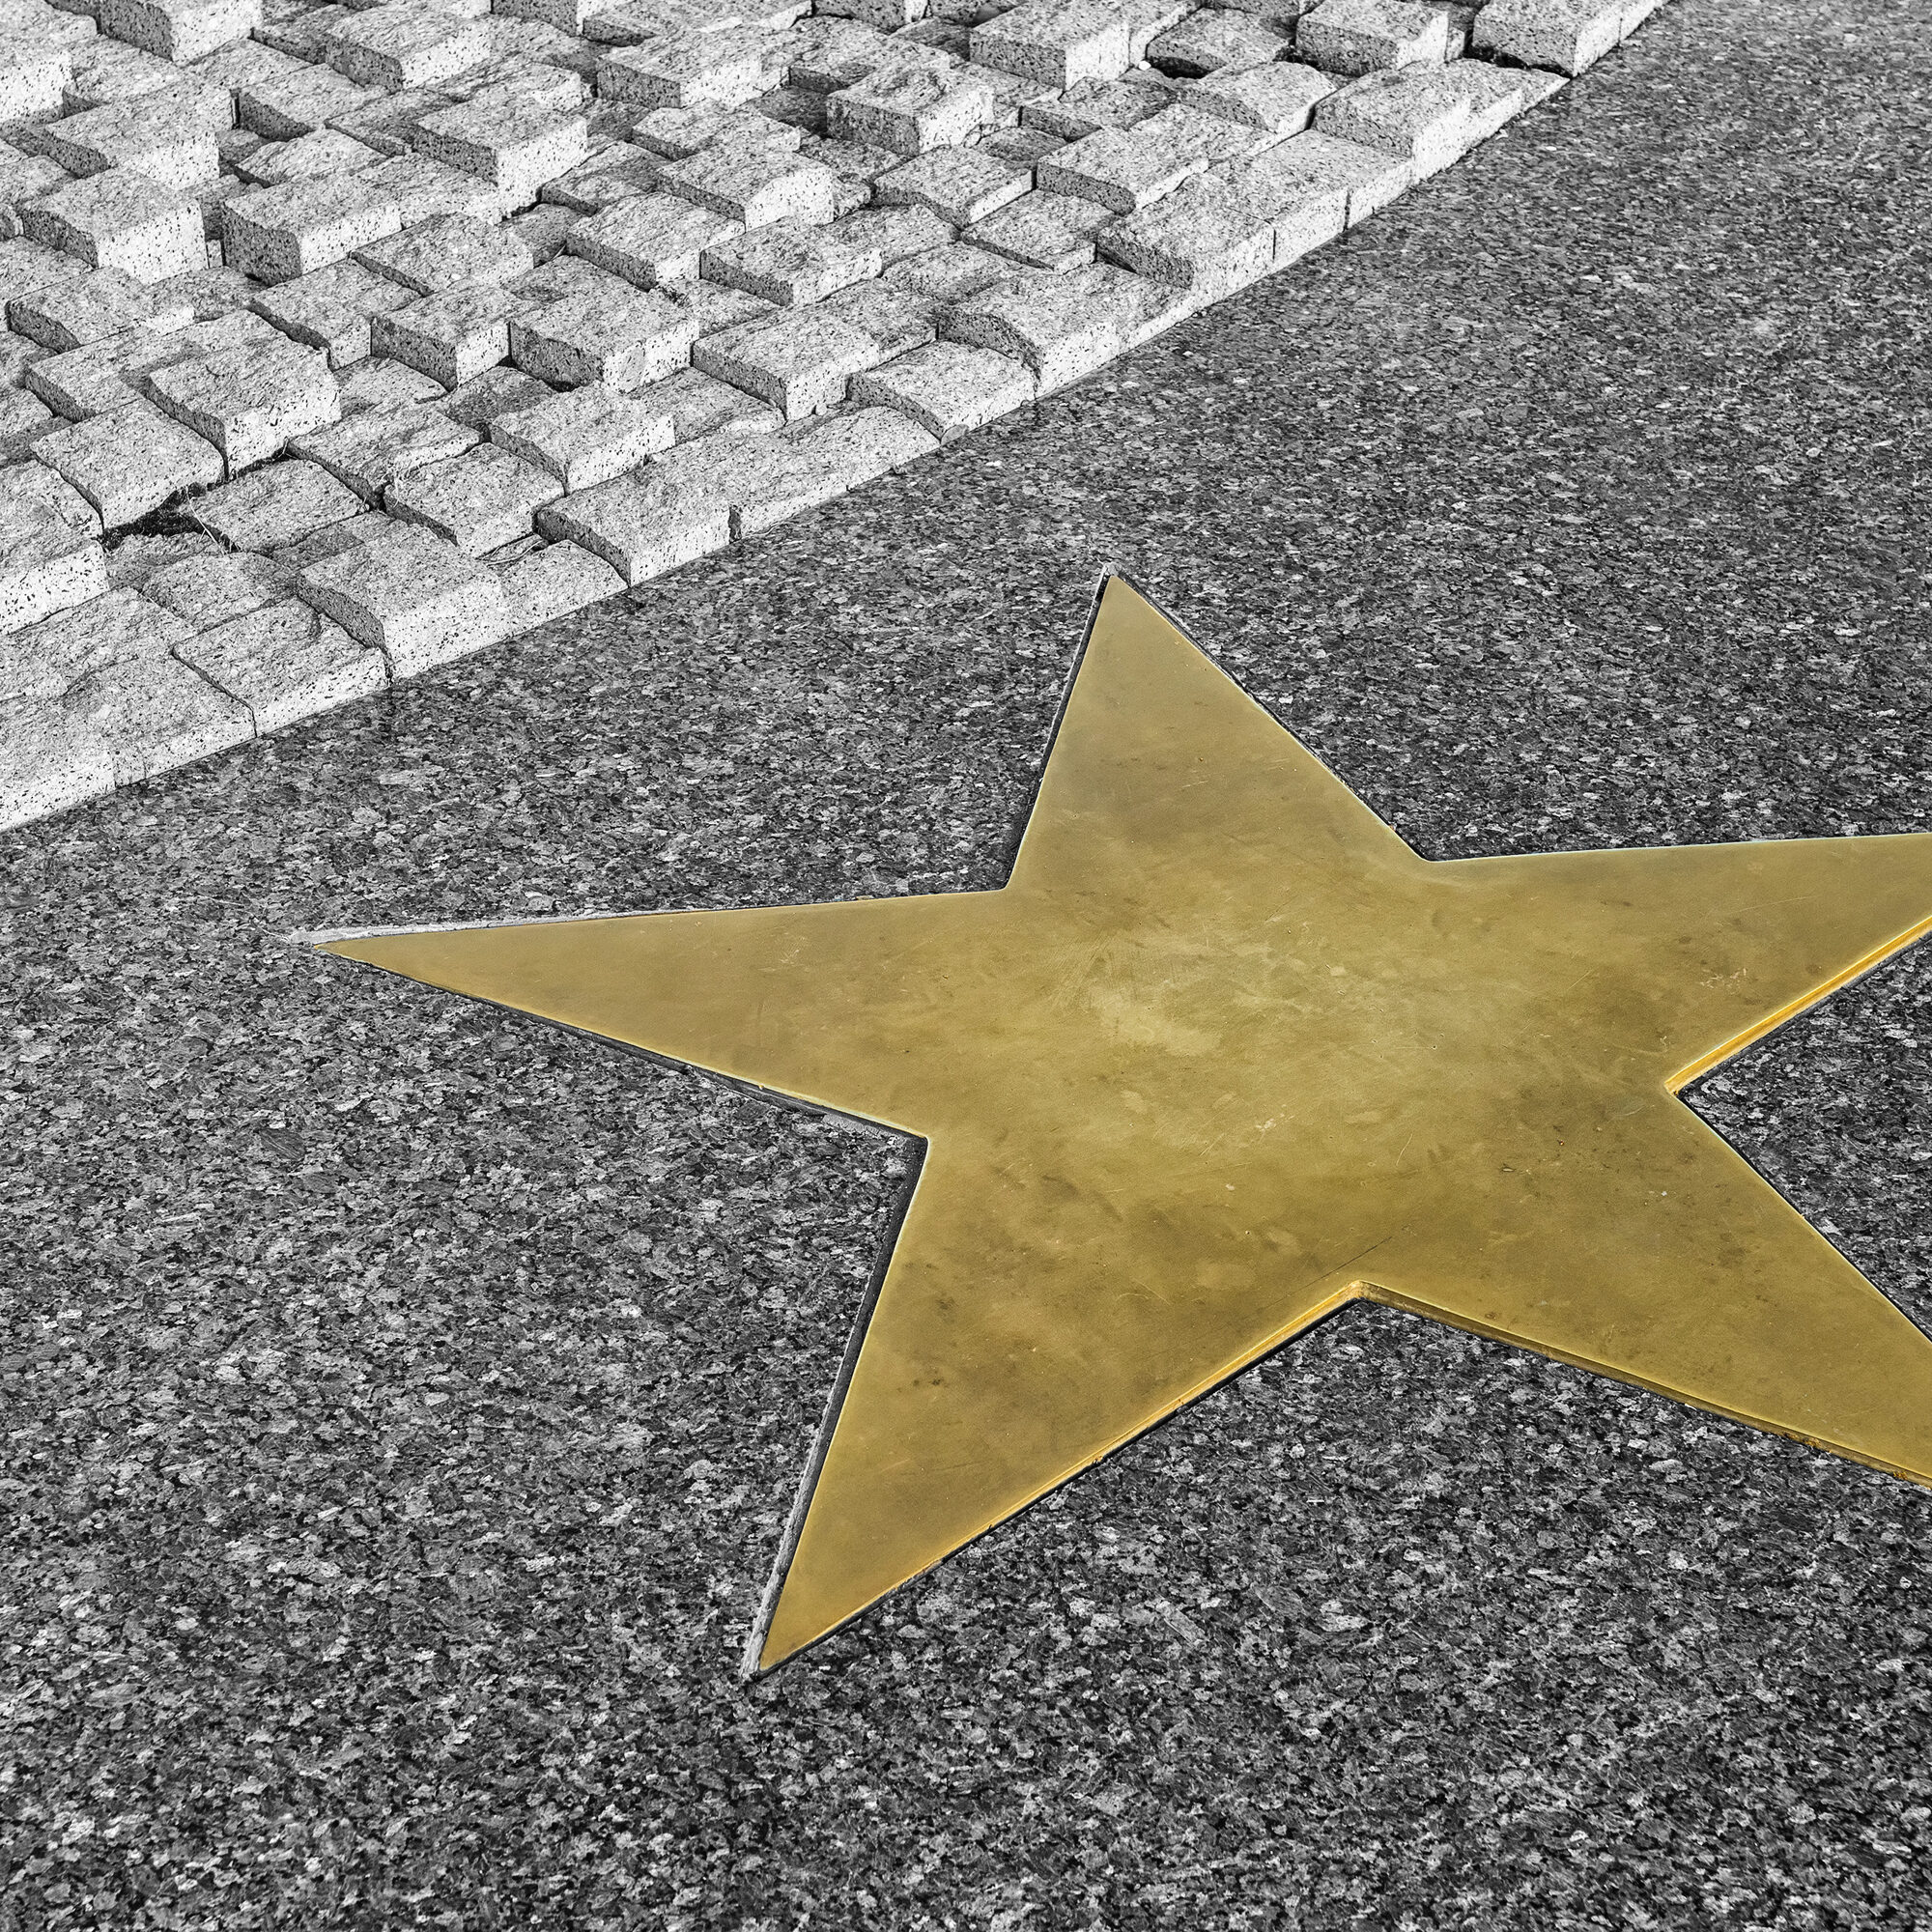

0,0,1672,834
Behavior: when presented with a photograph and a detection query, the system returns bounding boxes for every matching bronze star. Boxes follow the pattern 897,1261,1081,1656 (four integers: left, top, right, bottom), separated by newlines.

320,578,1932,1670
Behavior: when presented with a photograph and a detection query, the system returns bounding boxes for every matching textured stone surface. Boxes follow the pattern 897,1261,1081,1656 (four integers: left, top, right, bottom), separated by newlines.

295,515,511,670
4,7,1931,1923
19,169,205,286
144,336,339,469
182,454,365,550
490,380,671,490
292,401,482,502
0,463,106,635
178,595,387,731
36,399,224,527
385,440,566,555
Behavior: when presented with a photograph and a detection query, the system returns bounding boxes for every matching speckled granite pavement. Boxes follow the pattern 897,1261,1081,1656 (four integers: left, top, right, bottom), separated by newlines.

5,0,1929,1924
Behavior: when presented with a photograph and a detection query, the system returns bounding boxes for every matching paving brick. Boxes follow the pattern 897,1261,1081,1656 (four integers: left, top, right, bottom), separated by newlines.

23,93,221,192
0,35,71,123
644,362,781,440
1312,60,1499,172
489,378,669,488
270,506,399,573
292,399,481,500
981,124,1065,166
144,334,337,469
847,333,1030,440
178,594,385,730
630,99,804,158
691,277,928,417
440,362,554,426
152,263,261,322
1,585,190,701
965,185,1110,267
414,88,591,207
1096,163,1276,295
252,256,412,365
831,201,955,267
698,213,880,305
98,0,261,62
224,176,402,284
141,546,289,624
370,282,522,385
1146,8,1290,73
62,40,190,113
532,431,744,580
0,149,73,238
0,461,104,633
827,53,998,155
512,202,580,261
735,400,933,530
942,257,1173,388
354,213,536,297
1472,0,1623,74
9,265,191,350
326,4,489,90
384,439,563,554
658,141,838,225
0,694,114,829
38,397,222,525
0,388,58,460
19,169,203,285
972,0,1133,88
1037,102,1257,212
236,128,387,185
295,515,510,672
508,273,696,386
361,154,506,228
497,536,622,629
65,649,253,780
795,130,900,213
1189,58,1336,130
336,353,439,413
539,143,666,213
1246,124,1410,224
101,528,220,593
658,273,776,338
323,83,455,158
1020,73,1176,139
1293,0,1449,73
182,453,365,547
596,28,783,109
878,144,1031,224
234,59,381,140
882,236,1012,299
566,191,744,288
189,34,305,97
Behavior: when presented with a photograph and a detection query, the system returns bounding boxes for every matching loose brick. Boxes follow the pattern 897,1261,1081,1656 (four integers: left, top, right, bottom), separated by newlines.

595,28,782,109
141,547,289,624
1146,8,1290,73
1037,102,1256,212
658,142,838,225
942,257,1173,388
698,214,880,305
385,440,564,554
966,186,1111,268
326,4,489,91
877,145,1031,224
971,0,1132,88
65,649,253,780
355,213,537,297
9,265,191,351
827,54,997,155
691,277,928,417
371,282,523,385
1472,0,1623,74
1188,58,1336,131
414,89,591,207
0,693,114,830
440,363,555,427
2,584,191,701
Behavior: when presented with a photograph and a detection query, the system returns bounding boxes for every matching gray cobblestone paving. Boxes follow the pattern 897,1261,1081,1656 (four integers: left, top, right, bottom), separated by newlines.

0,0,1667,829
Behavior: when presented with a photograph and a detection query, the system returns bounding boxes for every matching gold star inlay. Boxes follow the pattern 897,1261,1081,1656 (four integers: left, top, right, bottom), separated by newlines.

320,578,1932,1671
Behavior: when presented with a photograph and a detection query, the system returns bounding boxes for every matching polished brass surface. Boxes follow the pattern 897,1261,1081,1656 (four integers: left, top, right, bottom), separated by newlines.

320,578,1932,1672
